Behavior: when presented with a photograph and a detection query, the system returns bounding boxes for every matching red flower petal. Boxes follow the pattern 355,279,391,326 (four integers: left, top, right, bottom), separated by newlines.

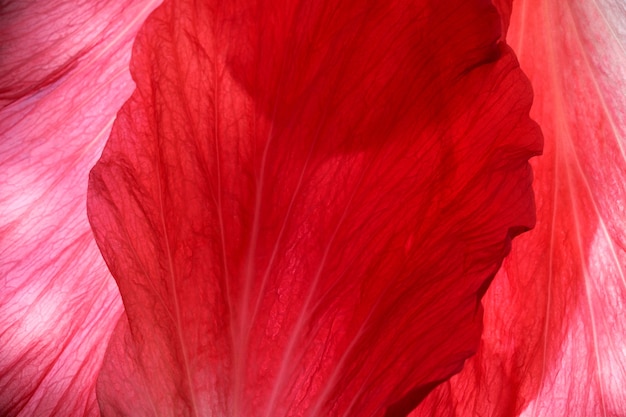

414,1,626,416
87,0,541,415
0,1,158,415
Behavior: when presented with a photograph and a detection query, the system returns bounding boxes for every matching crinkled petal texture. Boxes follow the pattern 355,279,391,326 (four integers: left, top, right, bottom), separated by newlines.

0,0,159,415
87,0,541,416
413,0,626,416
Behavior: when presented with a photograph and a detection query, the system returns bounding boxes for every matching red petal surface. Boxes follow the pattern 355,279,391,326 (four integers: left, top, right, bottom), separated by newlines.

414,1,626,416
0,1,159,415
87,0,541,415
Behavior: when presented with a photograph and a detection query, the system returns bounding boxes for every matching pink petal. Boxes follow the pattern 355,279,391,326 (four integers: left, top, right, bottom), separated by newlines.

87,0,541,415
413,1,626,416
0,1,159,415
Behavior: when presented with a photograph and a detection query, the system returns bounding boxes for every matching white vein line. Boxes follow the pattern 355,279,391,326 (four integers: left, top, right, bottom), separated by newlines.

262,165,368,417
510,0,530,58
248,130,317,333
306,266,386,417
565,0,626,166
565,152,608,417
244,5,322,414
238,35,287,355
535,143,557,414
155,19,201,410
87,0,163,66
157,8,206,415
528,2,560,413
210,27,237,417
543,3,608,414
589,0,626,58
302,157,434,417
563,0,626,288
566,115,626,290
156,139,199,417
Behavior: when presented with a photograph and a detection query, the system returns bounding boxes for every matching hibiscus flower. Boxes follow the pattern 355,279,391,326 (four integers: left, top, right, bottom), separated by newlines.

0,0,623,416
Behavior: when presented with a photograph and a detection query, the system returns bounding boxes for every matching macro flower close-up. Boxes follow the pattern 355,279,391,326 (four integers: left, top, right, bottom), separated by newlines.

0,0,624,416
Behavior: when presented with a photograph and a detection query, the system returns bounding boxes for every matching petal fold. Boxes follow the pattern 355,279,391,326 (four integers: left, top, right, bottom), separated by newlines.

415,1,626,416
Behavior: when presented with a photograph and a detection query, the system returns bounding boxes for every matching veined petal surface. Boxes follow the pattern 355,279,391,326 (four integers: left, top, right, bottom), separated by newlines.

88,0,542,416
0,1,160,415
414,1,626,416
